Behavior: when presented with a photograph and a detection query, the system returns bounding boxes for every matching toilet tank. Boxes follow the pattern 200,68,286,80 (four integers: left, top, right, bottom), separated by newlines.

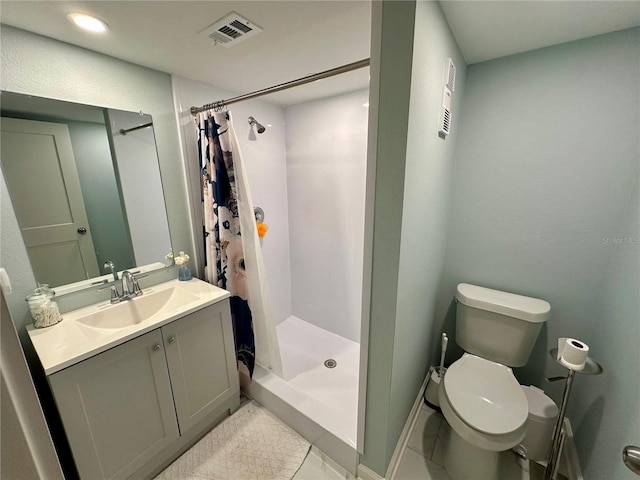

455,284,550,367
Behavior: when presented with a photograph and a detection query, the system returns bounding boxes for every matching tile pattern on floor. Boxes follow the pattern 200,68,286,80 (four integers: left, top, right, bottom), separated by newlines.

396,404,451,480
294,446,355,480
151,395,554,480
155,400,310,480
395,403,548,480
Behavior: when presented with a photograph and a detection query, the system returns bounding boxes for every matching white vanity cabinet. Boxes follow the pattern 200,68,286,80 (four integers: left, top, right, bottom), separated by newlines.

47,299,239,480
162,301,238,434
49,329,179,479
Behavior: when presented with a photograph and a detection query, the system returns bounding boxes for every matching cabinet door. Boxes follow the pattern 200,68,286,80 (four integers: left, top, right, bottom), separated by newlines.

162,300,238,433
49,330,179,480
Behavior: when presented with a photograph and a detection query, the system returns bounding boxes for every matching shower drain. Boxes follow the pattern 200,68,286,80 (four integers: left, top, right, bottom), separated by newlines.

324,359,337,369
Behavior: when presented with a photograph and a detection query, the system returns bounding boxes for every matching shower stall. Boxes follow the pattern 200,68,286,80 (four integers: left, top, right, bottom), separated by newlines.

244,87,369,473
179,62,369,472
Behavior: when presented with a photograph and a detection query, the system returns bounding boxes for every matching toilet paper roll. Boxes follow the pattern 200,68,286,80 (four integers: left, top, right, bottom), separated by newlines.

557,337,589,371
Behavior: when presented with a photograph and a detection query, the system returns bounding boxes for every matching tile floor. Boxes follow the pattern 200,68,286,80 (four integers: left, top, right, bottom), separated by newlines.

158,395,556,480
294,446,354,480
394,403,548,480
292,401,568,480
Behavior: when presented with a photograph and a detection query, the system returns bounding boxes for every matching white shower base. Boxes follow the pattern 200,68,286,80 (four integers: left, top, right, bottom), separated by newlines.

245,316,360,474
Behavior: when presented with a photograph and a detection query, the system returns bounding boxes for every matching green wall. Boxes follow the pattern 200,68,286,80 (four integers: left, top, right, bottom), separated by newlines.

0,24,194,477
439,27,639,477
0,25,192,330
361,1,466,475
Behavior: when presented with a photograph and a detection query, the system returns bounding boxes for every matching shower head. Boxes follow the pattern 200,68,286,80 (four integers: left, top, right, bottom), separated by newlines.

248,116,266,134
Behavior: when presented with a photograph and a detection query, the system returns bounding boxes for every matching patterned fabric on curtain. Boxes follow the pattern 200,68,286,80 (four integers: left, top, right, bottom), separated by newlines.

198,111,255,378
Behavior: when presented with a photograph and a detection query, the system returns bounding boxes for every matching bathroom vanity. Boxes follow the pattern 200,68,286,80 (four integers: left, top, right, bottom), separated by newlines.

27,278,240,480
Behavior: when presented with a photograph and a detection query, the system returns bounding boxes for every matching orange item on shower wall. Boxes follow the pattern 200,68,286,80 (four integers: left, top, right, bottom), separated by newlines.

256,222,269,238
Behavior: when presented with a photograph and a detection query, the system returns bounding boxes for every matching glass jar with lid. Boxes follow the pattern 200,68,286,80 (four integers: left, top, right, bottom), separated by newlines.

26,284,62,328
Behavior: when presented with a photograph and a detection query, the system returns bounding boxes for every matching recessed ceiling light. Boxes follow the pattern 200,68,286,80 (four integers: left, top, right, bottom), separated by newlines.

67,13,108,33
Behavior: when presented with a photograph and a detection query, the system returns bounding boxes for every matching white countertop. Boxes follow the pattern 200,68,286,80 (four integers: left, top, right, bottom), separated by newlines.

28,278,230,375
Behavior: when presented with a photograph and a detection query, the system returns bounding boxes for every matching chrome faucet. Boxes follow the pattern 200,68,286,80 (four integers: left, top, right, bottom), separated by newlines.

121,271,142,299
99,261,143,304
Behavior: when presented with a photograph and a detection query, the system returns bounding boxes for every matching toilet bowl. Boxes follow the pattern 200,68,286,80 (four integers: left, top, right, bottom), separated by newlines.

440,354,528,448
439,354,529,479
438,284,550,480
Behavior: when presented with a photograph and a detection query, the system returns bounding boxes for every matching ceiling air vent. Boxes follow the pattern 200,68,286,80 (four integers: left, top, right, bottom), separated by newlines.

201,12,263,47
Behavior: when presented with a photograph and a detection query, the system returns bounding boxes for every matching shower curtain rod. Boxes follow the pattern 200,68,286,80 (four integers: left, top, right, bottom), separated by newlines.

190,58,370,115
118,122,153,135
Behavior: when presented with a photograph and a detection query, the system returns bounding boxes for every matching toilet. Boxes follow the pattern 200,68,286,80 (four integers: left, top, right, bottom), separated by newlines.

438,283,550,480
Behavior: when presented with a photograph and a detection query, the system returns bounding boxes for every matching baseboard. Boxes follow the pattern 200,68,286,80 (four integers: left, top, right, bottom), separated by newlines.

357,367,431,480
534,417,583,480
560,418,584,480
357,463,385,480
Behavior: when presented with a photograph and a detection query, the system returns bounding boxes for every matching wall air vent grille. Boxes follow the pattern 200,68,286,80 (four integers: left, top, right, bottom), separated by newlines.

439,58,456,138
439,88,452,137
201,12,263,48
442,108,451,134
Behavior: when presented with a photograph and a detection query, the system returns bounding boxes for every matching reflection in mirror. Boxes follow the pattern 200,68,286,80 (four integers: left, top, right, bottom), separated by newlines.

0,91,172,289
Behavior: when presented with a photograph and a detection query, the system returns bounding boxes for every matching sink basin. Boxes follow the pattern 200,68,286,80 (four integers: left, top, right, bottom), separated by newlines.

77,286,200,330
27,278,230,375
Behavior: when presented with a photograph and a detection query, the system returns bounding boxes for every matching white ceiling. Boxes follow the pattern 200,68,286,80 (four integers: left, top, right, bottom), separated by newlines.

0,1,372,106
441,1,640,65
1,1,638,106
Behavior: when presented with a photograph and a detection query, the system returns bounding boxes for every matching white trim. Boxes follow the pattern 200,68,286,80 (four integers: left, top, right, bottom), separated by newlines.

357,17,380,454
357,367,430,480
560,417,584,480
385,368,432,480
358,463,385,480
529,416,583,480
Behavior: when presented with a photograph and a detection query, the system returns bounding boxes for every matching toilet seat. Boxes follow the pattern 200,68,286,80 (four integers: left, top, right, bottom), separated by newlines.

443,353,528,435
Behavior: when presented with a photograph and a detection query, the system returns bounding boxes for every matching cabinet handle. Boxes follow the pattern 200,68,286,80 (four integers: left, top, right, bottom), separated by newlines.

168,336,176,344
153,344,162,351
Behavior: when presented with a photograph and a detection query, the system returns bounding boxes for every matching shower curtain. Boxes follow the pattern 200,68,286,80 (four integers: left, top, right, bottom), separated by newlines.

197,110,283,383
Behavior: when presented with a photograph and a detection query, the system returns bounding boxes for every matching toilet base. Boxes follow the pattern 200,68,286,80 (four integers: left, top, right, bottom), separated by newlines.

444,429,499,480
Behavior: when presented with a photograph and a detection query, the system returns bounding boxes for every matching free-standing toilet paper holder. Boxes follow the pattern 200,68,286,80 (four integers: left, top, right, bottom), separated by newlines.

544,348,603,480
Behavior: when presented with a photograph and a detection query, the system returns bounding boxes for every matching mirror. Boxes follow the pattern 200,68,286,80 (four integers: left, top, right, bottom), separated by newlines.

0,91,173,289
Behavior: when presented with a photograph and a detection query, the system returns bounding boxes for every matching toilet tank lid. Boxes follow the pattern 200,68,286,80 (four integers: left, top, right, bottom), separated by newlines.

455,283,550,323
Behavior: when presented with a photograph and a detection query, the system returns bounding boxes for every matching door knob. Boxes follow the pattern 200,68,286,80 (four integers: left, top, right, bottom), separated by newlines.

77,227,87,234
623,446,640,475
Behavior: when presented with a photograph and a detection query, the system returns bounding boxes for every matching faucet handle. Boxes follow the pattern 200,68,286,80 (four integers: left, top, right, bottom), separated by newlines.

97,282,120,300
130,277,143,297
103,285,121,304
